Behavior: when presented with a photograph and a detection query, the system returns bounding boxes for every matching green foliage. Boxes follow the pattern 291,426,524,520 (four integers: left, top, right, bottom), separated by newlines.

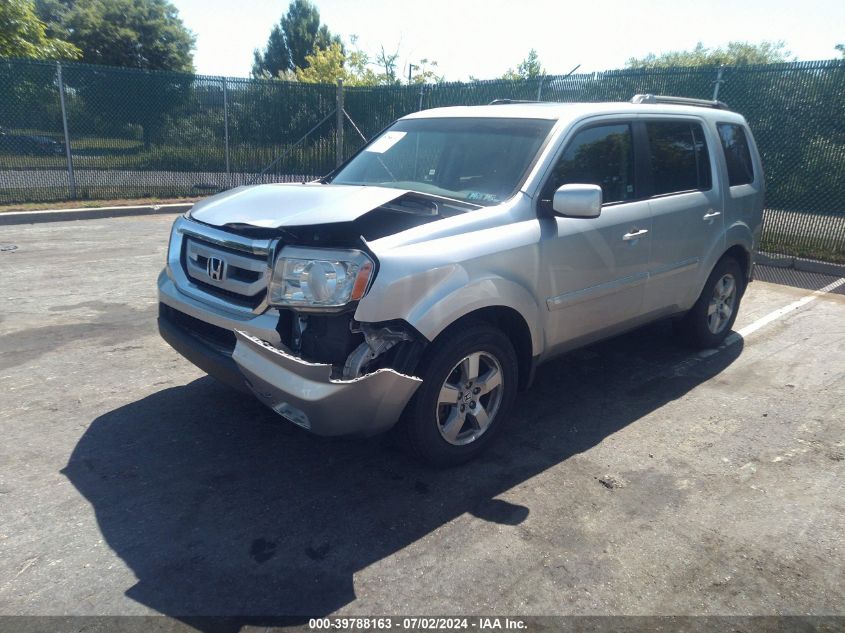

837,44,845,58
409,58,442,85
374,46,400,84
61,63,196,149
252,0,340,78
0,0,80,60
294,38,439,87
501,49,544,80
626,41,792,69
52,0,195,71
33,0,71,39
0,60,63,136
20,0,197,149
295,41,380,86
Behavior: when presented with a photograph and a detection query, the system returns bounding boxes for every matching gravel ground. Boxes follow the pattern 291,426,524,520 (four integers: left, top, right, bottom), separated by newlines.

0,215,843,627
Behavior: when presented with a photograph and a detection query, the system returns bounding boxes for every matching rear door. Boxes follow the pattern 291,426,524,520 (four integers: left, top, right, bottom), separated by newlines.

641,118,724,315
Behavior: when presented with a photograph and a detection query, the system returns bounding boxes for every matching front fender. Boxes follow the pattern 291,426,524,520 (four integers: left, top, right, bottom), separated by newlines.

355,264,542,357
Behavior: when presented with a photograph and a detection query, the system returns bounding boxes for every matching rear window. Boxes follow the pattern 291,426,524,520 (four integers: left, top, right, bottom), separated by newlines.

718,123,755,186
646,121,712,196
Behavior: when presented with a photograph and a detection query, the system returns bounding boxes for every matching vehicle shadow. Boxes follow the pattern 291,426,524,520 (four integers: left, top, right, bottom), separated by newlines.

62,321,743,629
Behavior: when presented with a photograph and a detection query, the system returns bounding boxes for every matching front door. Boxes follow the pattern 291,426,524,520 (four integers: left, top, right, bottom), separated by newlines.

537,121,653,355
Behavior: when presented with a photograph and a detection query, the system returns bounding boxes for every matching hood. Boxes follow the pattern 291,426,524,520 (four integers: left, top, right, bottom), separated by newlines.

188,183,410,228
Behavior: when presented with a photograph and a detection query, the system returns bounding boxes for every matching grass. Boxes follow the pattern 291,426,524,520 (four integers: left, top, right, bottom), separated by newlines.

0,134,334,172
0,195,206,213
761,234,845,265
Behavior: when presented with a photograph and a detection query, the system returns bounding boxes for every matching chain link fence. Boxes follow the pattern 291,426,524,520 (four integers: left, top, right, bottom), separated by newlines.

1,57,843,261
0,59,337,202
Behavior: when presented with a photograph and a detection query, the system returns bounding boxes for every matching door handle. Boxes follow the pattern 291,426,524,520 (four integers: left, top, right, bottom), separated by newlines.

623,229,649,241
703,210,722,220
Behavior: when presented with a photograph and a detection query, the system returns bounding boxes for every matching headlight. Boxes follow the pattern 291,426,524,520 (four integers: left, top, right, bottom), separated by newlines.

268,247,375,309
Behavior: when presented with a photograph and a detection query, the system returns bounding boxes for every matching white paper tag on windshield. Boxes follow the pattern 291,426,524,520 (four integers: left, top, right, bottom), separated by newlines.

365,131,406,153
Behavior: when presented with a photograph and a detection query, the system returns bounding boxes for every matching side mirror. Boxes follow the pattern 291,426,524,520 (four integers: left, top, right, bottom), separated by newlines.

552,184,602,218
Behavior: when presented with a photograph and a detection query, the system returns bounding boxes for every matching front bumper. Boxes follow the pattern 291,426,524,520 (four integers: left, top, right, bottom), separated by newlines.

158,269,423,437
233,331,422,436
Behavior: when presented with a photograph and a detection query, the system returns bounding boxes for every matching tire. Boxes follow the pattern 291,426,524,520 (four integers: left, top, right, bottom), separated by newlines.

400,321,518,466
676,256,745,349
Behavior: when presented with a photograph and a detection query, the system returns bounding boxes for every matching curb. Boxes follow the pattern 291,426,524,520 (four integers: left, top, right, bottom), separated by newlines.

757,252,845,278
0,203,192,226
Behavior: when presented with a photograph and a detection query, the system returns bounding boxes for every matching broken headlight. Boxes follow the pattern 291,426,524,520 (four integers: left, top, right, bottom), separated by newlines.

268,247,375,310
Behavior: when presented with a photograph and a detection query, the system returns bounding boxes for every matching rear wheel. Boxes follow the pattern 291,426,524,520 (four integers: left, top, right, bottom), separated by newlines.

401,322,518,466
676,256,745,349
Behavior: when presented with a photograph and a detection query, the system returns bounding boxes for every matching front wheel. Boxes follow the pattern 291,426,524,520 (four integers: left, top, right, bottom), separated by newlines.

676,256,745,349
400,322,518,466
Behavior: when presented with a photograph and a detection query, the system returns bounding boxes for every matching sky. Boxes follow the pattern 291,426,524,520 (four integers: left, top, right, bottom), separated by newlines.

171,0,845,80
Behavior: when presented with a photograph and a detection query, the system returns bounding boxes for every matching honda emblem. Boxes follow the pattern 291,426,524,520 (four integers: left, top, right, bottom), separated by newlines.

207,256,226,281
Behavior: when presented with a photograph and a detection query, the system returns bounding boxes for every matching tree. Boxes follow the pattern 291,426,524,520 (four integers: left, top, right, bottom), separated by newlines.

295,38,441,87
408,58,442,85
252,0,340,78
501,49,544,80
36,0,197,150
374,45,400,84
55,0,195,71
0,0,80,60
33,0,71,40
626,41,792,68
294,41,379,86
836,44,845,58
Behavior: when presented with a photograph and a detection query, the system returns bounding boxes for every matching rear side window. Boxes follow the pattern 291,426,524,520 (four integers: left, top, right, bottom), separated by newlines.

718,123,755,186
545,123,635,204
646,121,712,196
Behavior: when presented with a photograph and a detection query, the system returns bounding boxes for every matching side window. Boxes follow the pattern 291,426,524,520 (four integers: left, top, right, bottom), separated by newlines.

646,121,712,196
718,123,755,186
545,123,635,204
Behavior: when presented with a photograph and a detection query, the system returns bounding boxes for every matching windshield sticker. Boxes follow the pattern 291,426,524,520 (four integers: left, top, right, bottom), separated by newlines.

466,192,500,203
365,131,406,153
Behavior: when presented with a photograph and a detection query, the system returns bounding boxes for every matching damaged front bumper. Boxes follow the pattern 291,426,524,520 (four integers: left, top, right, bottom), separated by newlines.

233,331,422,436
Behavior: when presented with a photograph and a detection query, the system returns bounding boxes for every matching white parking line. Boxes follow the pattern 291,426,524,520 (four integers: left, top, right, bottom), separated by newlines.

698,277,845,359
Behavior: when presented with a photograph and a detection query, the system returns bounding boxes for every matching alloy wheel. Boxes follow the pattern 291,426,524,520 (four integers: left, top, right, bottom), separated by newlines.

707,273,737,334
435,351,504,446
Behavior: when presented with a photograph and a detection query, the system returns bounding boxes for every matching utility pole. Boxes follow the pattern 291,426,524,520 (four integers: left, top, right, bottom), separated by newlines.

222,77,230,177
713,65,725,101
336,79,344,167
56,62,76,199
408,63,417,85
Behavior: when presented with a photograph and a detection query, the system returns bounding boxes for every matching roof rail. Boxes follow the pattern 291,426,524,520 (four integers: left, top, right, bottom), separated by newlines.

631,94,730,110
488,99,541,105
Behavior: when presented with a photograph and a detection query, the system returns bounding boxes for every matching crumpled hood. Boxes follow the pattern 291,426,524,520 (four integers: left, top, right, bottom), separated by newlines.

188,183,410,228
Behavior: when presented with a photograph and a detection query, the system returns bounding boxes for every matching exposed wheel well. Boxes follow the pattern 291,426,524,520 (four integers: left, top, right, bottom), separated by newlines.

428,306,535,391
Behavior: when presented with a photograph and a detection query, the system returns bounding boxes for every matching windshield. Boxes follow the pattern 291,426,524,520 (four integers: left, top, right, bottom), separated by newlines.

329,117,555,206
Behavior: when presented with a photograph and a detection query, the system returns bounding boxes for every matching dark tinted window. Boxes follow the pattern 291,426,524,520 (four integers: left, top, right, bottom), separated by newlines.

647,121,712,196
546,123,635,204
718,123,754,186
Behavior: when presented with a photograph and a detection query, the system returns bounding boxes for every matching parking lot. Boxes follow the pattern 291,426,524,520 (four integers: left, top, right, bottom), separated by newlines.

1,214,844,623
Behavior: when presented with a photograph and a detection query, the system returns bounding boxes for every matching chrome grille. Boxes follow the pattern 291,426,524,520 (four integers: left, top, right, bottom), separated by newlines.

183,237,269,304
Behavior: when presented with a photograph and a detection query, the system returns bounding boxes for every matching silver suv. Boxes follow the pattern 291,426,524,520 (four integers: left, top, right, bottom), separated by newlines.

158,95,764,464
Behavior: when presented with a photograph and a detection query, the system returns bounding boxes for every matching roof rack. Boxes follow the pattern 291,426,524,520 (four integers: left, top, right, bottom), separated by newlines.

488,99,541,105
631,94,730,110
